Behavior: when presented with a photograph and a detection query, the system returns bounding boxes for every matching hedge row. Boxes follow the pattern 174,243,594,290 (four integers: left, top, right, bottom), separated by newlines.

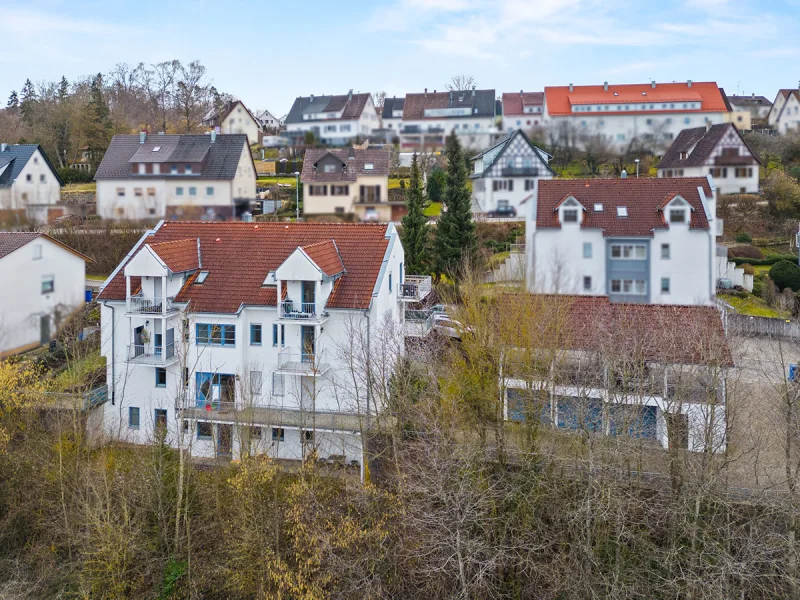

731,253,797,266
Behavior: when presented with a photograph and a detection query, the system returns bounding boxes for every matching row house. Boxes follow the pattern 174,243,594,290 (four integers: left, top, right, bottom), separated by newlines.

94,132,257,221
501,91,544,133
543,81,729,152
768,89,800,134
657,123,762,195
502,295,731,453
96,221,429,476
469,129,555,216
0,143,64,224
301,148,400,221
284,91,379,146
525,176,721,306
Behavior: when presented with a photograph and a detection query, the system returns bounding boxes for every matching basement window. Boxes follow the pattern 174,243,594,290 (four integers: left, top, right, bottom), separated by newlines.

195,271,209,284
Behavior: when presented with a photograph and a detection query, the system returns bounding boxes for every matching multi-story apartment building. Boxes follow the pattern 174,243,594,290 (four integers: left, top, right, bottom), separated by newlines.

469,129,555,216
302,148,399,221
94,132,256,221
96,221,429,475
0,144,64,224
399,88,499,151
284,91,379,146
500,91,544,133
657,123,761,195
525,177,720,306
768,89,800,134
543,81,729,152
727,94,772,121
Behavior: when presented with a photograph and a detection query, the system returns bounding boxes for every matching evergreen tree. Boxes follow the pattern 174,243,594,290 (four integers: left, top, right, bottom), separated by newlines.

57,76,69,101
434,133,477,278
20,79,37,126
85,73,112,170
6,90,18,109
401,153,429,275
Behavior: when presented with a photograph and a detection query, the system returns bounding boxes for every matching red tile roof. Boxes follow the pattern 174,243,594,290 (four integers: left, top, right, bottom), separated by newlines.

97,222,390,313
302,239,345,277
544,82,728,116
536,178,712,237
500,294,732,367
501,92,544,116
147,238,199,273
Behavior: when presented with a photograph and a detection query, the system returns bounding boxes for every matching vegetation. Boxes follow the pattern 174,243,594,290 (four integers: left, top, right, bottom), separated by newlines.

734,231,753,243
723,292,785,318
769,260,800,292
400,153,429,275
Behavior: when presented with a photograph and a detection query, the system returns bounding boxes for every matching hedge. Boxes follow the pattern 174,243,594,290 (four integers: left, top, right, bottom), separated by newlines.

730,254,797,266
769,260,800,292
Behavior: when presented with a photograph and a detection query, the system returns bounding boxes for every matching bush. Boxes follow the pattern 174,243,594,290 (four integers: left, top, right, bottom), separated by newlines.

734,232,753,243
731,253,796,266
741,263,755,275
727,245,763,260
752,277,764,297
57,167,93,184
769,260,800,292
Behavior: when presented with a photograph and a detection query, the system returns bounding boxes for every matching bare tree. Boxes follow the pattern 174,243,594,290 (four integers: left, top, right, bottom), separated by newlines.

446,74,477,92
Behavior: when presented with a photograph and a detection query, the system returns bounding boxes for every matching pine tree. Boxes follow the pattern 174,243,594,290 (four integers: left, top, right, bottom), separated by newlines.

85,73,112,170
57,76,69,101
6,90,18,109
20,79,36,126
401,153,429,275
434,133,477,278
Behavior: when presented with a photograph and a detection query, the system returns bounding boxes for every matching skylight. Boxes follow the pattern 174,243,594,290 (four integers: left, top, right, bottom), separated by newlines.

195,271,209,284
594,203,603,212
152,146,161,152
616,206,628,218
364,163,374,170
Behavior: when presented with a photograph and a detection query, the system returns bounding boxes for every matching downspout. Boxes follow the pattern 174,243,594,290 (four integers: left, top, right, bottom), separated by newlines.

102,301,115,404
362,308,371,484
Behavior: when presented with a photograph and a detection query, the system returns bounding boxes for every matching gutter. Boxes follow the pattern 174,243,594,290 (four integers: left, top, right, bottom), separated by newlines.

101,301,116,404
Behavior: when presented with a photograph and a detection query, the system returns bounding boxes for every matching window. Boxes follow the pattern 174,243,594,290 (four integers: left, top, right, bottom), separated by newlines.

40,174,46,183
129,407,140,429
250,323,262,345
661,277,670,293
679,151,688,160
206,186,214,196
610,244,647,260
189,187,197,196
583,242,592,259
735,167,753,178
616,206,628,217
197,422,212,439
170,165,178,174
185,165,192,174
331,185,349,196
134,188,143,197
249,426,262,439
364,163,374,170
309,185,328,196
196,323,236,346
684,117,691,125
32,244,42,260
562,208,579,223
323,164,337,173
195,271,209,284
661,243,670,259
182,419,189,433
525,179,536,191
303,430,315,442
250,371,262,395
176,187,184,196
183,367,189,388
117,187,125,197
152,146,162,152
709,167,727,178
155,408,167,431
155,367,166,387
147,187,156,196
721,147,739,157
272,427,285,442
41,275,54,294
669,209,686,224
389,273,392,293
273,372,284,396
26,174,32,182
272,323,285,346
583,276,592,291
610,279,647,295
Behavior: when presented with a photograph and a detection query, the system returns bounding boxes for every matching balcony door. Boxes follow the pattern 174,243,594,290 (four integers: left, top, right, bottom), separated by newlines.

301,326,315,362
134,326,145,357
153,278,163,303
302,281,315,311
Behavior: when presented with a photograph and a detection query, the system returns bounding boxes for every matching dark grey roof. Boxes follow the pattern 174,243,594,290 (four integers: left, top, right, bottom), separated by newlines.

0,232,42,259
469,129,556,178
727,95,772,107
403,89,496,120
95,134,248,180
382,97,405,119
657,123,762,169
285,93,371,124
0,144,63,188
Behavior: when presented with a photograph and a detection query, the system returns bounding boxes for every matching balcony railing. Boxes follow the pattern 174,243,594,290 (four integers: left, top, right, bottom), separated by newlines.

400,275,432,302
128,295,176,314
280,301,325,320
404,309,434,337
714,155,755,166
126,342,176,365
276,347,329,375
501,166,540,177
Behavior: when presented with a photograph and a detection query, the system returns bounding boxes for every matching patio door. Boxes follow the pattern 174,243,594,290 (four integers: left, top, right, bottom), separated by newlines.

301,326,315,362
39,315,50,344
134,326,144,357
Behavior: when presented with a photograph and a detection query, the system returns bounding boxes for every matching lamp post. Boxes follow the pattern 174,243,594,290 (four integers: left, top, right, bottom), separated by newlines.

294,171,300,221
634,158,640,178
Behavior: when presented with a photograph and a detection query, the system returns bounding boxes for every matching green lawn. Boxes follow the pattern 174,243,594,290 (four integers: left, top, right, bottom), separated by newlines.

724,294,786,318
423,202,442,217
753,265,771,275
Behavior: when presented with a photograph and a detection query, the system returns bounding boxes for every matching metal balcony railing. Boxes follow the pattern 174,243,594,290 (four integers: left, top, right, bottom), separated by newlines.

281,301,323,320
501,166,540,177
277,347,329,375
399,275,432,302
126,342,176,365
128,295,176,314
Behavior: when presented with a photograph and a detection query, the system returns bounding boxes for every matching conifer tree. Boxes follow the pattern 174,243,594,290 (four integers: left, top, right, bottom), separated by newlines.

85,74,112,170
401,153,429,275
6,90,18,110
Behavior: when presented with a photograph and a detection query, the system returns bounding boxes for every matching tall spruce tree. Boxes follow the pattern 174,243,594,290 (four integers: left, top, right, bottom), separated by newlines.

6,90,18,110
434,132,476,278
20,79,37,127
85,73,112,170
401,153,429,275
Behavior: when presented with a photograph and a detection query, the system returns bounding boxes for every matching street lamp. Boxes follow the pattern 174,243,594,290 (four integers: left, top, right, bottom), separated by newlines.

294,171,300,221
634,159,640,178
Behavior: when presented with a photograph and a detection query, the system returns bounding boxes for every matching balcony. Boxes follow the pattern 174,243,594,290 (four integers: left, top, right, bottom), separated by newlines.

404,308,435,337
126,342,178,366
278,301,328,324
714,155,755,166
276,347,330,376
128,295,177,315
500,166,540,177
399,275,432,302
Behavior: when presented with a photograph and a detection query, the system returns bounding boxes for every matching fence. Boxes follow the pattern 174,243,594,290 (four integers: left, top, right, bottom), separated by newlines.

726,312,800,341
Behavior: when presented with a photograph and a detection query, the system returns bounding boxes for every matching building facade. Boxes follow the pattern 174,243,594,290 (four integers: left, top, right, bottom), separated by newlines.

284,92,379,146
727,94,772,121
219,101,262,145
469,129,555,216
96,221,422,474
768,89,800,134
657,123,761,195
525,177,720,306
501,91,545,133
0,233,88,356
0,144,64,224
95,132,256,221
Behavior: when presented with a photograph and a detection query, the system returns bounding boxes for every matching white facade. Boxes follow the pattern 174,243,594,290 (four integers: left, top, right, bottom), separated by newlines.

0,236,86,355
0,146,62,223
502,108,544,132
220,102,261,145
774,93,800,134
399,116,497,151
97,224,410,474
286,98,379,145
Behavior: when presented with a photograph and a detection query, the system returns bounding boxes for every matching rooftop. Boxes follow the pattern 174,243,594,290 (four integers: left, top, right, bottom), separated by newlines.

657,123,762,169
301,148,390,183
403,88,496,120
285,93,372,124
501,91,545,116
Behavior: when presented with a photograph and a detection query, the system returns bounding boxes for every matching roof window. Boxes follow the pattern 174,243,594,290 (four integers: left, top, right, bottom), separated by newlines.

195,271,209,284
152,146,161,152
616,206,628,218
593,203,603,212
364,163,374,170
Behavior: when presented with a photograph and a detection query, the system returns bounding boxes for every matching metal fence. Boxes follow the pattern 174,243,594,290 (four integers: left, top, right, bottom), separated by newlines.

726,313,800,341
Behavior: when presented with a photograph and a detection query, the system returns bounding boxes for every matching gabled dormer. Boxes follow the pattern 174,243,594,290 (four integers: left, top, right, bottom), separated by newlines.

659,194,693,227
312,152,347,175
275,240,345,323
554,195,586,225
123,238,200,312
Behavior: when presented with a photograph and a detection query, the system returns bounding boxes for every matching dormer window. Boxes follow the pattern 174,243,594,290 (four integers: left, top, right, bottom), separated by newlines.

563,208,579,223
679,151,688,160
195,271,209,284
170,165,178,175
138,163,146,174
669,208,687,223
185,165,192,174
323,164,336,173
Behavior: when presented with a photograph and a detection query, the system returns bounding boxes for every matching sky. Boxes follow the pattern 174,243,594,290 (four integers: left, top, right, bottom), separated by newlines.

1,0,799,117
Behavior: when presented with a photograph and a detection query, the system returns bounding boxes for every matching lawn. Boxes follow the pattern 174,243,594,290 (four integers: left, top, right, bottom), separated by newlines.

753,265,771,275
63,182,96,193
257,177,298,186
724,294,786,318
424,202,442,217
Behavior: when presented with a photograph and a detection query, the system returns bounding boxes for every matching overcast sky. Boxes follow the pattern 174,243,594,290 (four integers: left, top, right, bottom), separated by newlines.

1,0,798,117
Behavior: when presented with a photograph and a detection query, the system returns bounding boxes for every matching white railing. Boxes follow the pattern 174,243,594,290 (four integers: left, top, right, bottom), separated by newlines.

400,275,432,302
277,347,329,374
281,301,323,320
128,295,176,314
126,342,176,364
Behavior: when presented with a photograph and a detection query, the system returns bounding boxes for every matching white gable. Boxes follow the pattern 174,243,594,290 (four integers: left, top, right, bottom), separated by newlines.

124,245,169,277
275,248,323,281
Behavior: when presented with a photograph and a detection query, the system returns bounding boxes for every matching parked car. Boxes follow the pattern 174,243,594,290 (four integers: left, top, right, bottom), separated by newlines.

487,205,517,218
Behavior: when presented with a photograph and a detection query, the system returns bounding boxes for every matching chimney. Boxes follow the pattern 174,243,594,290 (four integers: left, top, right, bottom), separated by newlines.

621,169,628,179
310,94,315,102
0,144,6,153
348,146,355,159
472,84,476,97
687,80,692,88
424,88,427,97
603,81,608,92
348,89,353,101
139,131,146,144
751,92,755,99
706,120,711,133
651,80,656,89
569,83,574,92
211,130,217,143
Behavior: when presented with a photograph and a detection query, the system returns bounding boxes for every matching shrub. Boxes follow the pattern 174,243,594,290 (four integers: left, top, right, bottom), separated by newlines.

734,232,752,243
741,263,755,275
752,277,764,297
57,167,93,184
769,260,800,292
731,253,796,266
727,245,763,259
736,290,749,299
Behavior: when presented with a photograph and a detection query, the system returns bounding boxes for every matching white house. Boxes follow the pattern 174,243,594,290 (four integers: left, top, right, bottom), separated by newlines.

94,132,257,221
218,101,262,145
254,108,284,132
469,129,555,216
543,81,730,152
501,91,545,133
0,232,89,356
284,91,379,146
399,88,499,151
380,97,405,133
657,123,762,195
727,94,772,121
95,221,429,475
0,144,64,224
768,89,800,134
525,176,720,306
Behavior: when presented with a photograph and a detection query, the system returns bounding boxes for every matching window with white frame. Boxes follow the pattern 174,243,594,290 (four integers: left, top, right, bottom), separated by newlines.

562,208,579,223
610,244,647,259
610,279,647,295
661,243,670,259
